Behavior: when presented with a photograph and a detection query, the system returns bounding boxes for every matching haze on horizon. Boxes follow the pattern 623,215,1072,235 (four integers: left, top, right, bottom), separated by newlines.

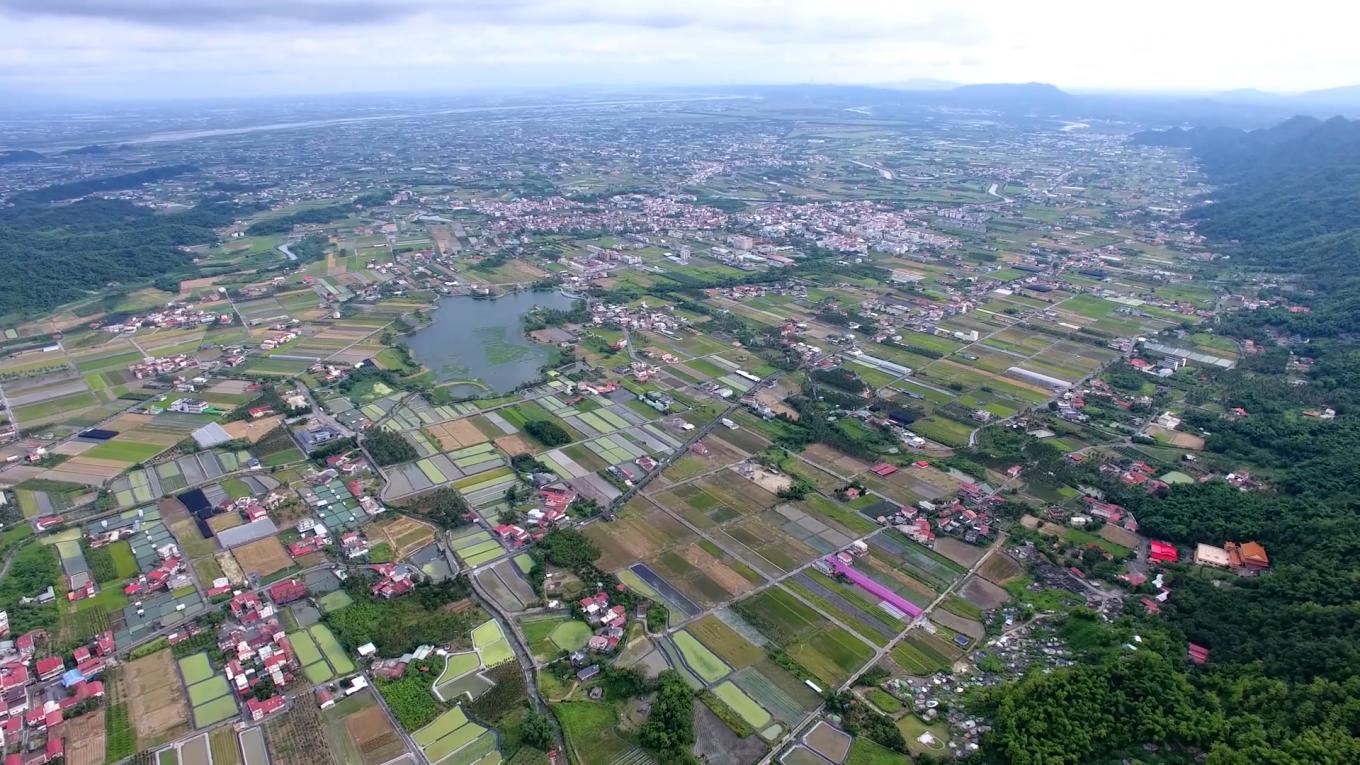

0,0,1356,102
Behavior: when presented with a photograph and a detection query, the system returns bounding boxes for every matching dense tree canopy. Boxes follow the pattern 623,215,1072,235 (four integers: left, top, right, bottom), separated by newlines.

0,196,242,317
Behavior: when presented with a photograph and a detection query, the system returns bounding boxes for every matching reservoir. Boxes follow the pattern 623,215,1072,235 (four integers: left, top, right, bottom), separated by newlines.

405,290,575,394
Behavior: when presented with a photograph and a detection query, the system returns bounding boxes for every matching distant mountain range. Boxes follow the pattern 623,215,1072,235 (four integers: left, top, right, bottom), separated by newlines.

737,81,1360,129
1132,115,1360,173
1132,115,1360,279
0,149,43,165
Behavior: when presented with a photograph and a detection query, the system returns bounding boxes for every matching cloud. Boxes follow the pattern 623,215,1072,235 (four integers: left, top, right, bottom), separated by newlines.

0,0,421,26
2,0,1358,99
0,0,984,44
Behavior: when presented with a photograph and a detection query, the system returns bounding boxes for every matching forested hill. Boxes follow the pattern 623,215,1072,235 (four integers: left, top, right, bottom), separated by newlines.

1135,117,1360,286
0,197,240,318
973,120,1360,764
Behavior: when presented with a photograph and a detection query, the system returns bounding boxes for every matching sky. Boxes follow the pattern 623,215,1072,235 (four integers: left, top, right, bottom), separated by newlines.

1,0,1357,101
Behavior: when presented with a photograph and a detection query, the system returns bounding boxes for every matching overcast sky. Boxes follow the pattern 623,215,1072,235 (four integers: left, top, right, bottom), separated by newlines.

1,0,1355,101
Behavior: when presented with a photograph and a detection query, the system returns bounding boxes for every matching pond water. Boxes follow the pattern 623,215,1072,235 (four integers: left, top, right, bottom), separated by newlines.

405,291,574,394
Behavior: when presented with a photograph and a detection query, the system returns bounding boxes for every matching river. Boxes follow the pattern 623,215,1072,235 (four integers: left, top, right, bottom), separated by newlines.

405,291,574,395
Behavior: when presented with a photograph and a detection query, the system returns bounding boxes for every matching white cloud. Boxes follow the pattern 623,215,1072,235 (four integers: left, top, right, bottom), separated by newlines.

0,0,1356,99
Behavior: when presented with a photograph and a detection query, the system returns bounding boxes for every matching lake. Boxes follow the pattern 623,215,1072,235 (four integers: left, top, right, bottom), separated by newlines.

405,291,574,394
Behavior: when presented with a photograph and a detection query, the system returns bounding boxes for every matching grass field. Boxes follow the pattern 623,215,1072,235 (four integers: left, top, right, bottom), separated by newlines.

318,590,354,613
84,440,165,463
549,621,592,652
552,702,633,765
846,737,909,765
107,540,139,578
864,688,903,714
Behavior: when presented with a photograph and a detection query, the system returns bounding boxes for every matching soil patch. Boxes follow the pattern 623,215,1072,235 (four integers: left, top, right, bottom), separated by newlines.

933,538,986,567
692,701,768,765
678,544,752,596
231,536,293,579
125,650,190,743
958,576,1009,610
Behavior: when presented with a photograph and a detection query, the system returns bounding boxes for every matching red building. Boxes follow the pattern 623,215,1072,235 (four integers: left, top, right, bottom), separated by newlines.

1149,540,1179,564
267,578,307,605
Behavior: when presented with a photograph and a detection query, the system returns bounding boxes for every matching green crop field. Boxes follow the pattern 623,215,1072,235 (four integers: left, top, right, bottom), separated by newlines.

891,633,954,675
438,652,481,683
309,624,355,674
687,616,765,670
187,675,230,706
178,653,214,685
84,440,165,463
733,586,827,640
674,630,732,682
288,630,323,666
421,718,486,763
714,681,771,728
414,707,470,748
192,695,239,728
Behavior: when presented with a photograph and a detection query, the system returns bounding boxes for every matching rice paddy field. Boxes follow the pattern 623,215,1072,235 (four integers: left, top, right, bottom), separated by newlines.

287,624,355,684
411,707,499,765
713,680,772,730
891,629,965,675
674,630,732,683
732,586,875,688
449,527,506,567
471,620,515,668
184,666,237,729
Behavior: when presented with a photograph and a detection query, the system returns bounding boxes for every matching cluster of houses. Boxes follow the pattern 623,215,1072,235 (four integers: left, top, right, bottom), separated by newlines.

369,563,419,599
588,301,688,336
224,491,288,526
218,584,308,721
290,521,369,561
94,304,233,335
245,390,309,420
164,398,220,415
860,466,998,547
120,545,188,599
0,629,114,763
492,485,578,548
570,590,633,677
128,353,201,380
1098,459,1171,493
259,329,300,351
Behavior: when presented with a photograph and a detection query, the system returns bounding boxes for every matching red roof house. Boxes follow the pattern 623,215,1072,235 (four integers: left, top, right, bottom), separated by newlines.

245,695,287,721
267,579,307,605
1149,540,1179,564
35,657,64,682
